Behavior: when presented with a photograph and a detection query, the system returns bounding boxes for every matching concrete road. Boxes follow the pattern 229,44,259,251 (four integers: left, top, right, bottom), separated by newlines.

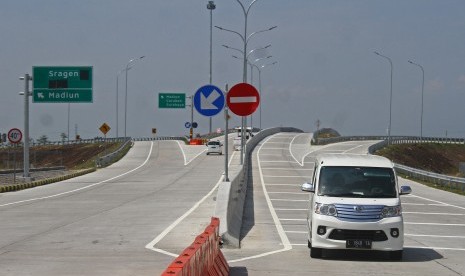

0,138,238,276
224,132,465,275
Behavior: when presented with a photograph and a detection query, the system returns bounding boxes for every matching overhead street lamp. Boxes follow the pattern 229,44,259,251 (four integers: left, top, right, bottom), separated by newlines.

257,61,277,130
408,60,425,141
374,51,393,145
124,55,145,137
116,69,125,138
207,1,216,134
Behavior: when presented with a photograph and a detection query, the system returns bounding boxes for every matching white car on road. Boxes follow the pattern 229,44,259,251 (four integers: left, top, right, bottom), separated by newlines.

301,154,412,260
206,140,223,155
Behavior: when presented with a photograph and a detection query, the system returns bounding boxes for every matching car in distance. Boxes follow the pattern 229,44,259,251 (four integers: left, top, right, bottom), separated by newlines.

206,140,223,155
301,153,412,260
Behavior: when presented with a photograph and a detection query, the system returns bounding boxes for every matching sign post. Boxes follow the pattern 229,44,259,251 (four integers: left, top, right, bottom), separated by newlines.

227,83,260,164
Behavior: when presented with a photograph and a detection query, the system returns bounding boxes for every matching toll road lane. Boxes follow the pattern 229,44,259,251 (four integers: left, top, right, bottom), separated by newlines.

0,139,235,276
225,133,465,276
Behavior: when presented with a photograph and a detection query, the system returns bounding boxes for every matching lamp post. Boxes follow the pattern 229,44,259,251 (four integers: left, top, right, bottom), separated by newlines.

19,74,32,179
116,69,125,138
374,51,393,145
124,55,145,137
215,0,276,165
207,1,216,134
258,61,277,130
408,60,425,141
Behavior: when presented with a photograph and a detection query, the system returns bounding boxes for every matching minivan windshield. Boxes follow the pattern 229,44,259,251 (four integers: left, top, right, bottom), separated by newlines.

318,166,397,198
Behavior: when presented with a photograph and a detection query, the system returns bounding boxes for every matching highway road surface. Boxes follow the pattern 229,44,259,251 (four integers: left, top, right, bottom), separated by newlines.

1,132,465,275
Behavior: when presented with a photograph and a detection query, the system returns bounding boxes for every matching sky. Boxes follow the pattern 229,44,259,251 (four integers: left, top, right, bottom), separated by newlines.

1,0,465,141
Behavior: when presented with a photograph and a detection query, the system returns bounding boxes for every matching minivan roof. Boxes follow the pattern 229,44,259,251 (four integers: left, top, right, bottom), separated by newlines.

316,153,394,168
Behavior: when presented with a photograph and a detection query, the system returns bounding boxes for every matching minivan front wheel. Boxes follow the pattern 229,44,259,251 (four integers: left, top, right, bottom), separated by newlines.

389,250,403,261
309,242,322,258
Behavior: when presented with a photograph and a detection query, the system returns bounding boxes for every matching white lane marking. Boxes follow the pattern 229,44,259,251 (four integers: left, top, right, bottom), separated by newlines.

405,222,465,226
267,192,308,195
260,147,289,150
263,175,312,178
145,174,223,257
402,203,448,206
406,234,465,239
260,161,299,163
176,141,207,166
405,246,465,252
289,133,306,166
0,142,154,208
266,184,301,186
285,231,307,234
404,212,465,216
342,144,365,153
145,149,237,257
409,194,465,210
261,168,313,171
229,134,292,263
271,199,308,202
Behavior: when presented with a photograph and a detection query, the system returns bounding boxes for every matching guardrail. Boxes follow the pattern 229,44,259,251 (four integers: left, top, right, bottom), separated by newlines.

214,127,303,247
344,137,465,193
313,135,465,145
95,138,132,168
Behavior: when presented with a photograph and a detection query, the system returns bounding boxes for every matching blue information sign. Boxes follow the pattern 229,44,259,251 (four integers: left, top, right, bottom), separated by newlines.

193,85,225,117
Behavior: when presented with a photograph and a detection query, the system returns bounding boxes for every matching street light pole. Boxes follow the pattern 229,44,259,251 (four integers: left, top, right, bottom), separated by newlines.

124,56,145,137
20,74,32,179
408,60,425,141
207,1,216,134
374,51,393,145
259,61,277,130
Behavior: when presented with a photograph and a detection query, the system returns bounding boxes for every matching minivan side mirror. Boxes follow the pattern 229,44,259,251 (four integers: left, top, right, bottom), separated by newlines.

399,185,412,195
301,182,315,193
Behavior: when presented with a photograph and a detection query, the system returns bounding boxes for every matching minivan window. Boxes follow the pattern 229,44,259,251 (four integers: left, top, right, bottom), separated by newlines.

208,141,220,146
318,166,397,198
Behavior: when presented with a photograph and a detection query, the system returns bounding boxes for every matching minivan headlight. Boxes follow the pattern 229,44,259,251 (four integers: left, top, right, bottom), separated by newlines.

315,203,337,217
380,205,402,218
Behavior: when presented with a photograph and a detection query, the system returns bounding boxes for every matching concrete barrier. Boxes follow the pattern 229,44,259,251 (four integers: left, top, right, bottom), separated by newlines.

214,127,303,247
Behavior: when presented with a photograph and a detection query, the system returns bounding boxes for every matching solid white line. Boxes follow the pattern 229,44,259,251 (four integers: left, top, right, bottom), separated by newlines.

145,175,223,256
176,141,207,166
406,234,465,239
285,231,307,234
145,148,237,257
264,175,312,178
409,194,465,210
260,161,299,163
289,133,304,166
267,192,307,195
403,212,465,216
342,144,365,153
405,222,465,226
271,199,308,202
230,96,256,103
266,184,301,186
404,246,465,252
0,142,154,208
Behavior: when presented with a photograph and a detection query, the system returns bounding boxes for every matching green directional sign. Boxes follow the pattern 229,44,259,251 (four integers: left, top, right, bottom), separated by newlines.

159,93,185,108
33,66,93,103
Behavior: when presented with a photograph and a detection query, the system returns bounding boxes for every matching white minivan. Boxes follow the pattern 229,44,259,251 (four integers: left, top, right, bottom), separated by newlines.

301,154,412,260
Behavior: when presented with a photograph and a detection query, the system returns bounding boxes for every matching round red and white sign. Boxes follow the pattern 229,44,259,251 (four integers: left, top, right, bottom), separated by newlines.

8,128,23,144
227,83,260,116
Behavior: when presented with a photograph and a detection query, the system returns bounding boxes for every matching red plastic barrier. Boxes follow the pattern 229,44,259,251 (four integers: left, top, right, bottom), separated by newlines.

160,217,229,276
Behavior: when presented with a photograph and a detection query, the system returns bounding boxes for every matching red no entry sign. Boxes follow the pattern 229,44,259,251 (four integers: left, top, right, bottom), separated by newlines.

227,83,260,116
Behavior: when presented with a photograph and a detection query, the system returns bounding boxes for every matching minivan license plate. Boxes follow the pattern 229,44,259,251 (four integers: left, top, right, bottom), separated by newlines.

346,240,372,249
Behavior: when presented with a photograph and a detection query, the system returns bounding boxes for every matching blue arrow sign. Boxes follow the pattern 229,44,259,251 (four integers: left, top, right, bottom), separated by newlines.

185,122,191,128
193,85,225,117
